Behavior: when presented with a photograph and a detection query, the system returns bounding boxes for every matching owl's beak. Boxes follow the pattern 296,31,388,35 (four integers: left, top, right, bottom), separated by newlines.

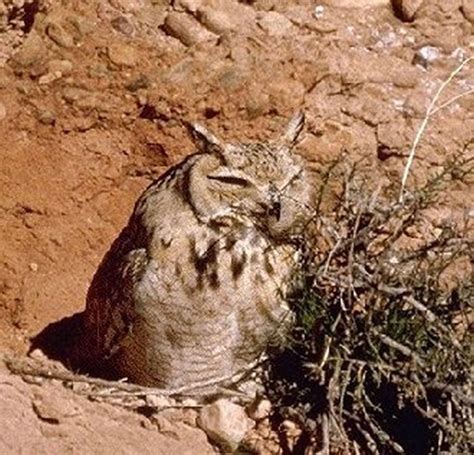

267,184,281,221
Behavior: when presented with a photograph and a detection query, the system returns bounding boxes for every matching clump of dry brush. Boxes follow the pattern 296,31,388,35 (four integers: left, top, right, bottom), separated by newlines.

263,148,473,454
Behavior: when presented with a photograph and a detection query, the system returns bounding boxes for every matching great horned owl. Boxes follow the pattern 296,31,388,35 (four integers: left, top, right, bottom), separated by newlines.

81,112,311,393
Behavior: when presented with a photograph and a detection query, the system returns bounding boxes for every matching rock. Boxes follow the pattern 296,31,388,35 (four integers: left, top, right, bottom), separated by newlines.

462,0,474,23
10,31,47,68
62,88,102,111
0,100,6,121
46,23,74,48
413,45,440,68
0,365,215,454
198,8,237,35
136,92,148,106
248,398,272,421
38,72,61,85
314,5,325,19
109,0,146,12
68,14,91,39
111,16,135,36
125,74,150,91
32,389,82,423
391,0,423,22
174,0,202,12
37,110,56,125
29,349,49,361
107,43,138,67
197,399,254,452
73,116,97,132
257,11,293,37
145,394,174,408
164,11,217,46
63,87,91,104
47,59,73,76
281,419,303,441
319,0,390,7
153,414,180,436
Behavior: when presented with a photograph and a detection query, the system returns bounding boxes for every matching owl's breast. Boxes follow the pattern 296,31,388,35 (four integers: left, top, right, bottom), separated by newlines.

138,220,297,316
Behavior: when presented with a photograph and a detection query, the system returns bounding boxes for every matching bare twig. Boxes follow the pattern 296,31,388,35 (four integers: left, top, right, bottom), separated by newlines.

399,57,473,203
4,355,249,398
377,333,426,367
430,88,474,116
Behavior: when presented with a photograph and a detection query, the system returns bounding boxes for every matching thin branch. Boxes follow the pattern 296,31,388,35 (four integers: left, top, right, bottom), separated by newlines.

430,88,474,115
4,355,247,398
377,333,426,367
399,57,473,203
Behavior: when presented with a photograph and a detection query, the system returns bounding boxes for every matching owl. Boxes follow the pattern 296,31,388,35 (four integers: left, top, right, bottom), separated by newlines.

80,112,311,394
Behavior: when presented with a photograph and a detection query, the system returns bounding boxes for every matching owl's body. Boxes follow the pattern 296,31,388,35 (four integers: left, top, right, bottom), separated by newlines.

82,113,310,393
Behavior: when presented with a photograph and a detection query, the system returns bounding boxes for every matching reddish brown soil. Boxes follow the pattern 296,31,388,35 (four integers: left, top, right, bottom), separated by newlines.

0,0,473,452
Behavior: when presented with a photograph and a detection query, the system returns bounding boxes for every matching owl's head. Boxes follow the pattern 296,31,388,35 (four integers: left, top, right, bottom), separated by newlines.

186,112,311,239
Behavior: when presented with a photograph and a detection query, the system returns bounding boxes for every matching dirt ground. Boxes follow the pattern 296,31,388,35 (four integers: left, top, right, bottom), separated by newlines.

0,0,473,453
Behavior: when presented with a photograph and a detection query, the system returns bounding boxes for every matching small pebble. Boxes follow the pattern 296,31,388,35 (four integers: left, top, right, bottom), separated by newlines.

145,395,173,408
46,22,74,48
164,11,217,47
10,31,47,67
248,398,272,421
47,59,73,76
38,71,61,85
174,0,202,12
198,8,236,35
107,43,138,67
63,87,91,103
281,420,297,431
0,101,6,121
391,0,423,22
111,16,135,36
30,348,48,360
413,45,440,69
109,0,145,13
136,92,148,106
198,399,254,452
38,110,56,125
125,74,149,91
258,11,293,37
314,5,325,19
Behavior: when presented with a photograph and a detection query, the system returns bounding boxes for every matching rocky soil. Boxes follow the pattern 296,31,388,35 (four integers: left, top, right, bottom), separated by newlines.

0,0,473,453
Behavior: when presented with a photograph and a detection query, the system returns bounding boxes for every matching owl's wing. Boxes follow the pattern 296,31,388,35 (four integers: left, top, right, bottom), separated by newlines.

83,223,151,362
106,247,150,356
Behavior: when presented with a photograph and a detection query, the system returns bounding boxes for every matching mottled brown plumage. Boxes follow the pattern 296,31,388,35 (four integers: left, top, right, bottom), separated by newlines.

81,112,311,393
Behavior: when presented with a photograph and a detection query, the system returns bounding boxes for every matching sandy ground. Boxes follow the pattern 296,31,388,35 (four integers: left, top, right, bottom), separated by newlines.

0,0,473,452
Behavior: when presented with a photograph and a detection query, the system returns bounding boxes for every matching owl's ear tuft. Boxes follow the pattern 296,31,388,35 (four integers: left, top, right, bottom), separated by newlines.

185,121,226,157
278,111,305,151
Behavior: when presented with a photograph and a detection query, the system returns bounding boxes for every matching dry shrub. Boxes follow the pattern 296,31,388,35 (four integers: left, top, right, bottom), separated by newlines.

262,148,473,454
